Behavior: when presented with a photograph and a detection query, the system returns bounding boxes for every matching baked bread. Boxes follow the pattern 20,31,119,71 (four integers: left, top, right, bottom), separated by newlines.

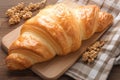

6,3,113,70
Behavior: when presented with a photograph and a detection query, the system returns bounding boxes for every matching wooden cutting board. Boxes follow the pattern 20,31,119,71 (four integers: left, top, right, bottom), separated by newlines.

1,1,111,80
1,26,110,79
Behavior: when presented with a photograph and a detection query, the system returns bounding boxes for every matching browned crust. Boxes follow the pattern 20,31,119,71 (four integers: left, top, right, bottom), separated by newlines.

6,3,113,70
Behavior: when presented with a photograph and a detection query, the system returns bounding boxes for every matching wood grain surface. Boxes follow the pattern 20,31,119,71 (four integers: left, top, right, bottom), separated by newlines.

0,0,120,80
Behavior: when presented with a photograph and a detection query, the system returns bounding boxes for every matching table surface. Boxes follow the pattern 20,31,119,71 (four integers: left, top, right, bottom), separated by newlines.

0,0,120,80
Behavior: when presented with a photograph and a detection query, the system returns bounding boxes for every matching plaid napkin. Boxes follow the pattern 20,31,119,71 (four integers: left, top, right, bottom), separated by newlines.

57,0,120,80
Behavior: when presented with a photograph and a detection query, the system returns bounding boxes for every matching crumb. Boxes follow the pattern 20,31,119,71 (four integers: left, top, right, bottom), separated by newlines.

27,0,46,11
6,2,24,17
82,41,105,64
9,15,20,25
22,11,32,19
5,0,47,25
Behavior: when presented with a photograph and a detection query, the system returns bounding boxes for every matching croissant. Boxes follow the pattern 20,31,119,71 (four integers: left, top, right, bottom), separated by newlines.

6,3,113,70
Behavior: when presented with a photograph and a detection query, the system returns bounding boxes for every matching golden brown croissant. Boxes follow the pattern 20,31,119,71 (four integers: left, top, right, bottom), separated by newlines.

6,3,113,70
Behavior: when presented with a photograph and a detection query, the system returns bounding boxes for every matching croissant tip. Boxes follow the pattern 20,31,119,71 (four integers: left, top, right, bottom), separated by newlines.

5,54,30,70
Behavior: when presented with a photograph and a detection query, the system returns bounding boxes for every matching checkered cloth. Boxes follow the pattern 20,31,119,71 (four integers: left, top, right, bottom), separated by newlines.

57,0,120,80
